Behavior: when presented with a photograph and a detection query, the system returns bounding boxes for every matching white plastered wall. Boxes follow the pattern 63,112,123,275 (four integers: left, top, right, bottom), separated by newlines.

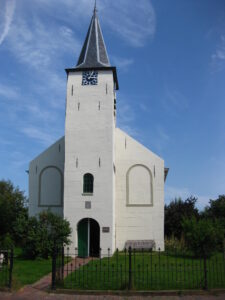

29,137,65,217
63,70,115,254
115,128,165,250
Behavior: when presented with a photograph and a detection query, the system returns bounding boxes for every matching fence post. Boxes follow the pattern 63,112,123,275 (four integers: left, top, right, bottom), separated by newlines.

223,238,225,260
52,244,57,290
61,246,64,282
128,246,132,290
9,248,14,289
203,255,208,290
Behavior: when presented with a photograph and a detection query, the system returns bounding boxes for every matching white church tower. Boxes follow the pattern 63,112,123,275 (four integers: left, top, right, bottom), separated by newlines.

63,6,118,256
28,5,167,257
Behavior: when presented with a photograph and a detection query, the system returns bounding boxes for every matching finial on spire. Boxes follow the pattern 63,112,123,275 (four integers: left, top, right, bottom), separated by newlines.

94,0,97,15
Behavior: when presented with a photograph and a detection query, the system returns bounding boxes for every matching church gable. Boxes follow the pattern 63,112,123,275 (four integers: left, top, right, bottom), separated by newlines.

115,128,165,250
29,137,64,217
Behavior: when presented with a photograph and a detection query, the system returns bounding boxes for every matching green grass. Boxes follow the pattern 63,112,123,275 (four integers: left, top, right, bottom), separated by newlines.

63,251,225,290
3,248,52,290
12,257,52,289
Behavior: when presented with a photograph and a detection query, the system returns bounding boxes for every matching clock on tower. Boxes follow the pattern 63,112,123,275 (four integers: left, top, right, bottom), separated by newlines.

82,71,98,85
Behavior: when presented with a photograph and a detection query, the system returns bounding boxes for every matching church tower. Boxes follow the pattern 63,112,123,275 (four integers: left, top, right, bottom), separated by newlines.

63,6,119,255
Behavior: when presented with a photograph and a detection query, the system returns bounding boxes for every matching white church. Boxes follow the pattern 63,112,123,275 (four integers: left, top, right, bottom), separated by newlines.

28,6,168,257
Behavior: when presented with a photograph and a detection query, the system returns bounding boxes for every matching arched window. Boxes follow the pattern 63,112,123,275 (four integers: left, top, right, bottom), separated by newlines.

39,166,63,207
83,173,94,193
126,164,153,206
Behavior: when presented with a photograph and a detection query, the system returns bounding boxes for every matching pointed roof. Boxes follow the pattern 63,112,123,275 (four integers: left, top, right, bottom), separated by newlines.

76,6,110,68
66,4,119,90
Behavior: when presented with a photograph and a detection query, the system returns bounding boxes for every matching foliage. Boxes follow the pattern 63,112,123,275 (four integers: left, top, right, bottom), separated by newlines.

13,214,30,247
23,210,72,259
182,217,224,258
164,235,187,254
0,180,28,244
39,210,72,246
0,233,14,249
0,180,71,259
201,195,225,227
165,196,199,239
22,216,45,259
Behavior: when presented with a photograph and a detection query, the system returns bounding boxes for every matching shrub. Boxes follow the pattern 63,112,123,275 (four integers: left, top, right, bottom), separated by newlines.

0,180,28,245
165,196,199,239
182,217,224,258
0,233,14,249
165,235,187,254
23,211,72,259
201,195,225,227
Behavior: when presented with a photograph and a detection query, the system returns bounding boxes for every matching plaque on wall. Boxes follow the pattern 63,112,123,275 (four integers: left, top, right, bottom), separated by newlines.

85,201,91,209
102,227,110,233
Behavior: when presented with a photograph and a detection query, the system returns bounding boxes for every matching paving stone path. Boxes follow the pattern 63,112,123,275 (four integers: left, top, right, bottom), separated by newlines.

33,256,92,290
1,289,225,300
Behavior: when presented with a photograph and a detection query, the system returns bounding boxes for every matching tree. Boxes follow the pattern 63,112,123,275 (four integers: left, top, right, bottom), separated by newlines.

165,196,199,239
201,195,225,227
23,210,72,259
0,180,28,245
182,217,224,258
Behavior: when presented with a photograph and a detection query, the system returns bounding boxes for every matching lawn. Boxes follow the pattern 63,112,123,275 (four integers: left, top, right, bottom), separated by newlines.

62,251,225,290
12,248,52,290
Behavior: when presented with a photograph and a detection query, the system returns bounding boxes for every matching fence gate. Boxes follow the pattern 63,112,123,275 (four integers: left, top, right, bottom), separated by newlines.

0,249,13,289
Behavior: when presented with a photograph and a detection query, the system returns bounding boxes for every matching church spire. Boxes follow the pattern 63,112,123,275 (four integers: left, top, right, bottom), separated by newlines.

94,0,97,15
76,1,110,68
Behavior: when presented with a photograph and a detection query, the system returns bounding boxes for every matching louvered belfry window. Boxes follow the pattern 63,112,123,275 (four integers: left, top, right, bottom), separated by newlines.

83,173,94,193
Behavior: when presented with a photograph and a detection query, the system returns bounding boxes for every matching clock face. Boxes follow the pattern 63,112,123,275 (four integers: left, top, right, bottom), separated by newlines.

82,71,98,85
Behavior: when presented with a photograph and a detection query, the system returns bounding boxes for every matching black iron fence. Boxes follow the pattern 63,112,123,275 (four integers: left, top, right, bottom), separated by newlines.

52,247,225,291
0,249,13,289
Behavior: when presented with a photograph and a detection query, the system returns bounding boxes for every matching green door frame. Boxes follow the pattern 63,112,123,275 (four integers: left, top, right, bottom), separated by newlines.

78,218,100,257
78,219,90,257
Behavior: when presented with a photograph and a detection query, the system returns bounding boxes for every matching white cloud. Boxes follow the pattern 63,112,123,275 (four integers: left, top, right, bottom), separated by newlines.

8,18,81,70
119,125,140,139
165,185,212,210
162,87,189,117
0,0,15,45
0,137,13,146
21,126,57,146
0,83,19,100
149,125,170,153
157,126,170,142
139,103,151,113
24,103,57,122
100,0,156,47
9,151,28,169
30,0,93,20
117,102,135,124
165,185,191,204
18,0,155,48
211,35,225,72
197,195,211,210
116,94,140,138
1,0,156,86
111,55,134,71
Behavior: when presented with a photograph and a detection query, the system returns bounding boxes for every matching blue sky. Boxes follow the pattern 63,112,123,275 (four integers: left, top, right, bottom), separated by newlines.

0,0,224,209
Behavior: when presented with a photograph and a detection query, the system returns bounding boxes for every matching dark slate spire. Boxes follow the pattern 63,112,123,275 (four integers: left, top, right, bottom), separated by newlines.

76,3,110,68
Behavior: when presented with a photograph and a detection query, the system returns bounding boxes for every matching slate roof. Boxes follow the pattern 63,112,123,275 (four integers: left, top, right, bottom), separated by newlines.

76,7,110,68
